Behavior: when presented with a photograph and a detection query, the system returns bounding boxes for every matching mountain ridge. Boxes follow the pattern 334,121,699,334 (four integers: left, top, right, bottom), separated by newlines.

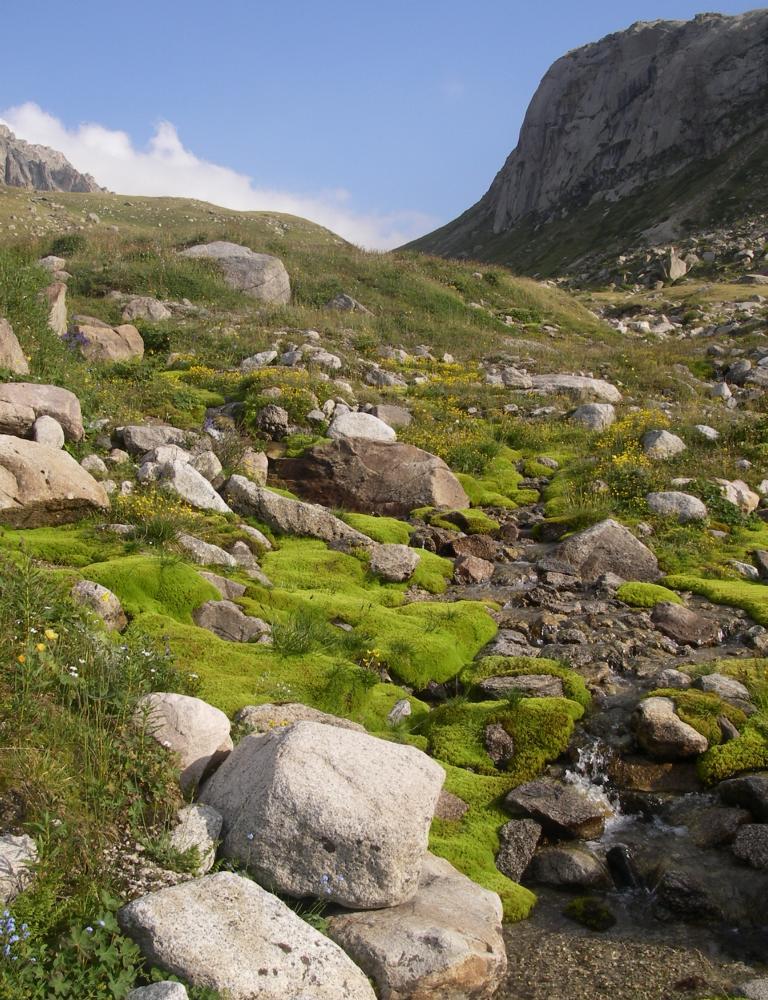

406,8,768,274
0,123,102,193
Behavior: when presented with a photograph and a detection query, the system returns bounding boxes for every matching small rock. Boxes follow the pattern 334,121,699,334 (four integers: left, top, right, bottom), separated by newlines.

634,696,708,760
369,543,419,582
505,778,610,839
529,845,610,888
732,825,768,870
0,834,37,904
169,804,222,875
495,819,542,880
641,429,686,460
454,553,495,584
71,579,127,631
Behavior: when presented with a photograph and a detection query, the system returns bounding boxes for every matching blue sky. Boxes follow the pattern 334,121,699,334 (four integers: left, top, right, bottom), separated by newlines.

0,1,761,246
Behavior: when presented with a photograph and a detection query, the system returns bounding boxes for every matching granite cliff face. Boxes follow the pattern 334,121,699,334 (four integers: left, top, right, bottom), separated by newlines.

408,10,768,272
0,124,101,193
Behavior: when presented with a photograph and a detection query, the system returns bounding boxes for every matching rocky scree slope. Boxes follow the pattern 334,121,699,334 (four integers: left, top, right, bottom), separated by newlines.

0,193,766,998
0,124,102,194
408,10,768,275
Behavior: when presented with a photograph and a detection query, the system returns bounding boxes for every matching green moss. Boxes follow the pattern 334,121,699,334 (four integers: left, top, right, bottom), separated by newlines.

84,556,220,624
664,575,768,626
617,582,684,608
649,688,746,745
522,459,556,478
698,718,768,783
423,696,583,778
563,897,616,932
460,656,591,709
435,509,501,535
428,764,536,922
0,526,123,568
342,513,413,545
456,448,529,509
410,550,453,594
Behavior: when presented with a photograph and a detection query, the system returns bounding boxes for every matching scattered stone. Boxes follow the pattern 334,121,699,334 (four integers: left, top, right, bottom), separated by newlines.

197,572,247,601
634,696,708,760
179,242,291,304
495,819,542,880
120,424,192,455
369,403,412,428
0,834,37,904
122,296,172,322
505,778,610,839
226,475,369,550
177,534,237,567
479,674,565,699
435,790,469,821
695,672,752,704
719,774,768,821
716,478,760,514
641,429,686,459
327,853,506,1000
529,845,610,888
0,318,29,374
657,668,692,689
570,403,616,431
71,579,127,631
0,435,109,527
0,381,84,440
387,698,411,726
154,461,231,514
190,450,223,484
735,979,768,1000
454,553,495,584
369,543,420,582
485,722,516,769
200,721,444,908
326,292,372,314
80,454,108,477
646,491,707,523
118,872,375,1000
236,447,269,484
169,804,222,875
66,318,144,362
235,703,365,734
694,424,720,441
328,410,397,443
732,825,768,870
31,414,65,449
127,984,189,1000
192,600,270,643
529,374,621,403
43,281,67,336
650,602,722,646
549,518,659,583
134,692,232,792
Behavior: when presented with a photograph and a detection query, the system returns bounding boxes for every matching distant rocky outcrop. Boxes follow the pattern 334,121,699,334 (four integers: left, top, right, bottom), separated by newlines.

0,124,102,193
408,10,768,273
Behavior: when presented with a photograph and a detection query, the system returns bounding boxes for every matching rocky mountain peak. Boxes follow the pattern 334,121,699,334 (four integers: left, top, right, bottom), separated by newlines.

408,9,768,273
0,123,102,193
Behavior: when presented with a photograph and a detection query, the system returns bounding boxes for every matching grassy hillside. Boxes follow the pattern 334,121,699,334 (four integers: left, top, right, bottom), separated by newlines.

1,187,767,996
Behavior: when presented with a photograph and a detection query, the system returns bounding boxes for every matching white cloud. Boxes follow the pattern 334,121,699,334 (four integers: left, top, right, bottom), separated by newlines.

0,102,434,250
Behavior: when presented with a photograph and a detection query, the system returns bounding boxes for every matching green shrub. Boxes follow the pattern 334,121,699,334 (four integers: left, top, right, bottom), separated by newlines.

49,233,87,257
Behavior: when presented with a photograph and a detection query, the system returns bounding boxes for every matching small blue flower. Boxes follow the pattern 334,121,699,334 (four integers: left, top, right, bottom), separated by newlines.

246,832,254,842
85,926,93,934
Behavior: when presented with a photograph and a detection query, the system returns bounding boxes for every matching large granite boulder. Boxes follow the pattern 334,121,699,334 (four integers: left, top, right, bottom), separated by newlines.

179,242,290,304
153,460,231,514
646,491,708,523
548,518,659,583
275,439,469,517
134,693,232,791
224,475,370,546
328,853,507,1000
0,318,29,374
0,436,109,526
66,316,144,362
0,382,83,440
200,721,445,908
118,872,375,1000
